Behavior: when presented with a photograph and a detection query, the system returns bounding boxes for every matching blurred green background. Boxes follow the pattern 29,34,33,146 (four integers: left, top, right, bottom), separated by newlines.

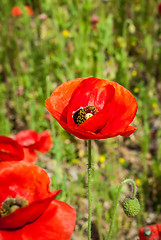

0,0,161,239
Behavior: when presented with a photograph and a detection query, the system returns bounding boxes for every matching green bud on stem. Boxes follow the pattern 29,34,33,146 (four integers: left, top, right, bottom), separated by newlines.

122,197,140,217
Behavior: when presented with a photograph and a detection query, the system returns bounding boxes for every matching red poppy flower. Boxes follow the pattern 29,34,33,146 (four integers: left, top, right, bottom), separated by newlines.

15,130,52,152
45,77,137,140
139,224,161,239
14,130,52,162
0,136,24,162
11,6,22,16
11,6,34,17
25,6,34,16
0,162,76,240
158,3,161,15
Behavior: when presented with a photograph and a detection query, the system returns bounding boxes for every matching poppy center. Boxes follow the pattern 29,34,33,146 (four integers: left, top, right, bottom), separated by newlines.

73,105,98,126
0,197,28,217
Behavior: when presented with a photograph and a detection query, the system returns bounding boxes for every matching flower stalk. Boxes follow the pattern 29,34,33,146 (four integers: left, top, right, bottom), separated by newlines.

88,140,92,240
107,179,138,240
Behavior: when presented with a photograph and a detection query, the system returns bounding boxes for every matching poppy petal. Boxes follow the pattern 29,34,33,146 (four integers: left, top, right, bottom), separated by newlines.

45,78,85,123
0,200,76,240
23,148,37,162
22,200,76,240
67,77,115,128
120,126,137,137
0,162,52,205
0,162,61,230
100,82,137,135
15,130,38,150
0,136,24,162
0,193,60,230
36,131,53,152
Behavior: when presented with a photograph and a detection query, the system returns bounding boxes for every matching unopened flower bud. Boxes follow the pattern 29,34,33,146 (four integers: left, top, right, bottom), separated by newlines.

122,198,140,217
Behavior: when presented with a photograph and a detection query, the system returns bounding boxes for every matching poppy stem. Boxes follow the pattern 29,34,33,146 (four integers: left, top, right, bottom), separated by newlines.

88,140,92,240
107,179,137,240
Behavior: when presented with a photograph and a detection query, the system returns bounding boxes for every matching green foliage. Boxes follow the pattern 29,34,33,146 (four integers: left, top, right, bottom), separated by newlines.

0,0,161,239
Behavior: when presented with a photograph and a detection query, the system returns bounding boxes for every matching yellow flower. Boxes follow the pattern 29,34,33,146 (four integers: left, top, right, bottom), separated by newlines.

119,157,125,164
62,29,70,38
134,87,139,93
136,179,141,187
132,70,137,77
99,155,106,163
152,103,157,109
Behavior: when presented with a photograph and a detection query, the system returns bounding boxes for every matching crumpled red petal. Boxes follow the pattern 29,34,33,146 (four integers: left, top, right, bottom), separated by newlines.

15,130,38,150
0,136,24,162
67,77,115,128
0,162,52,205
120,126,137,137
100,81,138,135
36,131,53,152
15,130,52,153
0,192,60,230
0,200,76,240
0,162,61,230
45,78,85,123
23,148,37,162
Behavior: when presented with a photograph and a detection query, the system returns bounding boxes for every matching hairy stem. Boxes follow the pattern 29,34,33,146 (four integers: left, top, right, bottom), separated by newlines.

107,179,137,240
88,140,92,240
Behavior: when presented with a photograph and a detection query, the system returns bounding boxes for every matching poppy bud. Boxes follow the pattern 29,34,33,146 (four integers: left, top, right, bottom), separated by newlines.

90,15,99,24
38,13,48,21
90,15,99,30
122,197,140,217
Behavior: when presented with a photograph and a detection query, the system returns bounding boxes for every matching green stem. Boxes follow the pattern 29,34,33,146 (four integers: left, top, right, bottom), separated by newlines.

88,140,92,240
107,179,137,240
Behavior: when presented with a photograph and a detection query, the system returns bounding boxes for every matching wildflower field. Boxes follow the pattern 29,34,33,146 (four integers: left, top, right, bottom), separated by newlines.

0,0,161,239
